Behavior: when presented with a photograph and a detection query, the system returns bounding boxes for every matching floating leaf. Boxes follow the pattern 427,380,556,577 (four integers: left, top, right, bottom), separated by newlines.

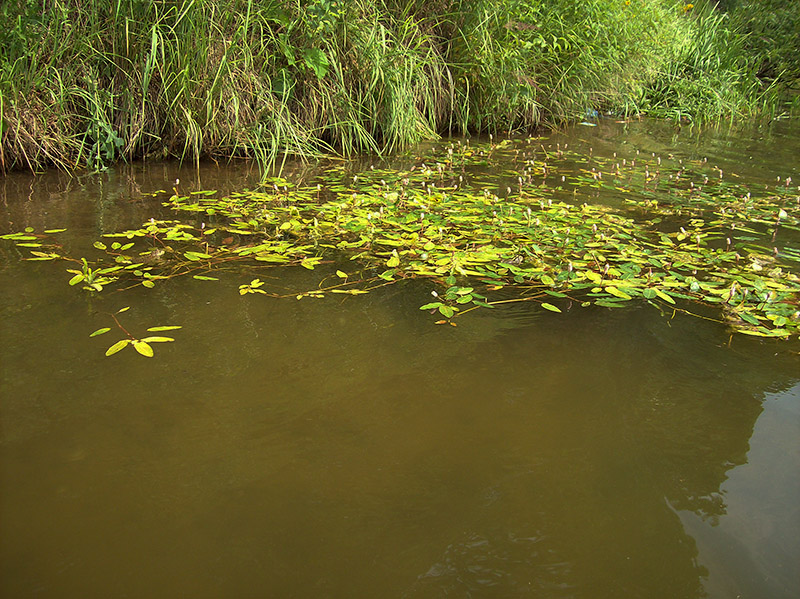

146,325,182,332
140,336,174,343
420,302,442,310
89,327,111,337
133,340,154,357
541,302,562,313
438,305,456,318
653,289,676,304
193,275,219,281
184,251,212,261
105,339,130,356
605,286,632,300
336,270,348,279
540,274,556,286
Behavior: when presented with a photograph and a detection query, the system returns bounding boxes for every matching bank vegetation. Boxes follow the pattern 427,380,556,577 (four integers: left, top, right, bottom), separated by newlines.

0,0,797,172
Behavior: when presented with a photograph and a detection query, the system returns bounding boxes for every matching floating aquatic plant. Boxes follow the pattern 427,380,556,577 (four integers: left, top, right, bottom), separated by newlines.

3,137,799,342
89,307,181,358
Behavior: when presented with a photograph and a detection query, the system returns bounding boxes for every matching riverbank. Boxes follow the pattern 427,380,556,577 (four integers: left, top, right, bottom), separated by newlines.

1,0,797,173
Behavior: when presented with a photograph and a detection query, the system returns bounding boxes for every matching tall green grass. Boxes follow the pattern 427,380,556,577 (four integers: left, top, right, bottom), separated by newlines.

0,0,793,173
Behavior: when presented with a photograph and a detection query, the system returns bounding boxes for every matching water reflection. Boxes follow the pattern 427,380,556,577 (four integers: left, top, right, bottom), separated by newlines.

1,120,799,598
675,383,800,598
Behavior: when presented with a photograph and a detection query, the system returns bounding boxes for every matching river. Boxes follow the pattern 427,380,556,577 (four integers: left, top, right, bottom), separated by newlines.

1,118,798,598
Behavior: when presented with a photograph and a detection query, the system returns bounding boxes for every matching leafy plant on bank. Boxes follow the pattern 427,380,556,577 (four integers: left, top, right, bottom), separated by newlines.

1,0,794,173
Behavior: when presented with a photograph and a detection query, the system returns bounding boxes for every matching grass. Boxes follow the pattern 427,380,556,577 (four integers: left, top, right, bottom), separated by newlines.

0,0,796,173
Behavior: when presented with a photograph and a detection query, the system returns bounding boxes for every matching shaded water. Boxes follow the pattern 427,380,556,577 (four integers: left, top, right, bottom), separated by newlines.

1,119,799,598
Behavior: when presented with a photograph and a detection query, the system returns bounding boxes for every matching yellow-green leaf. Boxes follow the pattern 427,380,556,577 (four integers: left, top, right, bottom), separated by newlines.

541,302,562,313
605,286,632,300
654,289,675,304
133,340,154,357
105,339,130,356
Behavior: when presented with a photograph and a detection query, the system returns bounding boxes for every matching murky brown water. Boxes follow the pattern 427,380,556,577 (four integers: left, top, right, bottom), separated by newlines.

1,119,799,598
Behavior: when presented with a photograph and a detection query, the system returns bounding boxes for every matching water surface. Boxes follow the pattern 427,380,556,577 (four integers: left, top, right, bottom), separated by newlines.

1,119,799,598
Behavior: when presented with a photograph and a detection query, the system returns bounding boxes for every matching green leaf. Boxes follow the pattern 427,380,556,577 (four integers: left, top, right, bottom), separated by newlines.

303,47,329,79
146,325,182,332
44,228,67,233
93,241,107,250
541,302,562,313
105,339,130,356
140,336,174,343
386,250,400,267
419,302,443,310
439,305,456,318
301,257,321,270
653,289,675,304
595,299,627,308
336,270,348,279
117,306,131,313
89,327,111,337
133,340,154,357
184,251,212,261
605,286,632,300
192,275,219,281
68,273,85,286
142,280,155,288
740,312,761,326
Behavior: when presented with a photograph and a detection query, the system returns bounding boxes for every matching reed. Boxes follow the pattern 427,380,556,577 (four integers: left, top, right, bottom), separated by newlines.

0,0,794,173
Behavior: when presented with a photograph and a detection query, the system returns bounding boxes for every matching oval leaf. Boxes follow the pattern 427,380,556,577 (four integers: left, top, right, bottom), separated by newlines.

105,339,130,356
541,302,562,313
132,340,154,357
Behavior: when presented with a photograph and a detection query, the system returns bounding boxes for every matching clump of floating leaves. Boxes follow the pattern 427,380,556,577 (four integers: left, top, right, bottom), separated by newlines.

2,136,799,343
89,306,182,358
